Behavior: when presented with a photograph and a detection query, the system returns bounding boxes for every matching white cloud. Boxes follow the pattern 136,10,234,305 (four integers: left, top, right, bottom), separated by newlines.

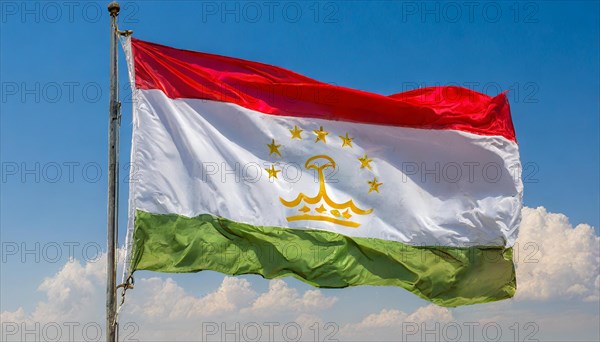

348,309,408,330
339,305,453,340
407,304,453,323
125,276,257,321
243,279,338,316
1,255,106,325
515,206,599,301
1,254,338,341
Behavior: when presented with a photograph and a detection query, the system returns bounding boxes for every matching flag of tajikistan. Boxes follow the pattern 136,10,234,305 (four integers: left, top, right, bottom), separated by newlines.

122,38,522,307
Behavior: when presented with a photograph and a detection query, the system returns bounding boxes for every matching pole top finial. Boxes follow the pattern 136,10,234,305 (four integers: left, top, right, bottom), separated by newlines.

108,2,120,15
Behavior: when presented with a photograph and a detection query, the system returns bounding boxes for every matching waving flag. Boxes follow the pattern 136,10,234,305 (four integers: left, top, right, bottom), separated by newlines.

122,37,522,307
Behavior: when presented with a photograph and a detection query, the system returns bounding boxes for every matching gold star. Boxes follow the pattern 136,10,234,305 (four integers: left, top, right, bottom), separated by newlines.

368,177,383,193
267,139,282,157
265,165,281,179
289,125,303,140
313,126,329,143
315,204,327,213
298,205,311,213
342,210,352,219
358,154,373,169
339,132,353,148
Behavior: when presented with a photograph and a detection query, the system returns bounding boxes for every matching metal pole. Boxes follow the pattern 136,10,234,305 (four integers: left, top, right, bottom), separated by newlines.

107,2,120,342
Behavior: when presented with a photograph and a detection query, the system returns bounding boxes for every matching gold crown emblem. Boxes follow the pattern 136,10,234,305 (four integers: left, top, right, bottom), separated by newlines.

280,155,373,228
264,125,383,229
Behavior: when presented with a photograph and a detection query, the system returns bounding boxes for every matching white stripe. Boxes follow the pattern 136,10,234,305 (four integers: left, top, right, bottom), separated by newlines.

122,36,136,281
131,89,522,247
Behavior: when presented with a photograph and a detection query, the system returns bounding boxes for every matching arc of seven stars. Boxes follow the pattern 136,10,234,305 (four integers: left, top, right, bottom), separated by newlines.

265,126,382,193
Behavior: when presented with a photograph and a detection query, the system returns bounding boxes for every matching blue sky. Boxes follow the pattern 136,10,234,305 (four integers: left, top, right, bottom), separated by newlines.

1,1,599,341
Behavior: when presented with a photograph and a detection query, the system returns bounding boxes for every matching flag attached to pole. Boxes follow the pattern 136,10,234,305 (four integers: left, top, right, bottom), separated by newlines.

122,37,522,307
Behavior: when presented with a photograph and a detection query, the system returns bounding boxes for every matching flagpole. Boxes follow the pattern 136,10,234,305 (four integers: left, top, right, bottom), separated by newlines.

107,2,120,342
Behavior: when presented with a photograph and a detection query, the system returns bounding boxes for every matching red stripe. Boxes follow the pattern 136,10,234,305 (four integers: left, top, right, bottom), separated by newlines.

131,38,516,142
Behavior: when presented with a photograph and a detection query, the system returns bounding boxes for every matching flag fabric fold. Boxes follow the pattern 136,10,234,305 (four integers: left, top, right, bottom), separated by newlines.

122,37,522,307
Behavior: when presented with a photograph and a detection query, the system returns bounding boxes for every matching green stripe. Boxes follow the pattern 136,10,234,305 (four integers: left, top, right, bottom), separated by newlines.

131,210,515,307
